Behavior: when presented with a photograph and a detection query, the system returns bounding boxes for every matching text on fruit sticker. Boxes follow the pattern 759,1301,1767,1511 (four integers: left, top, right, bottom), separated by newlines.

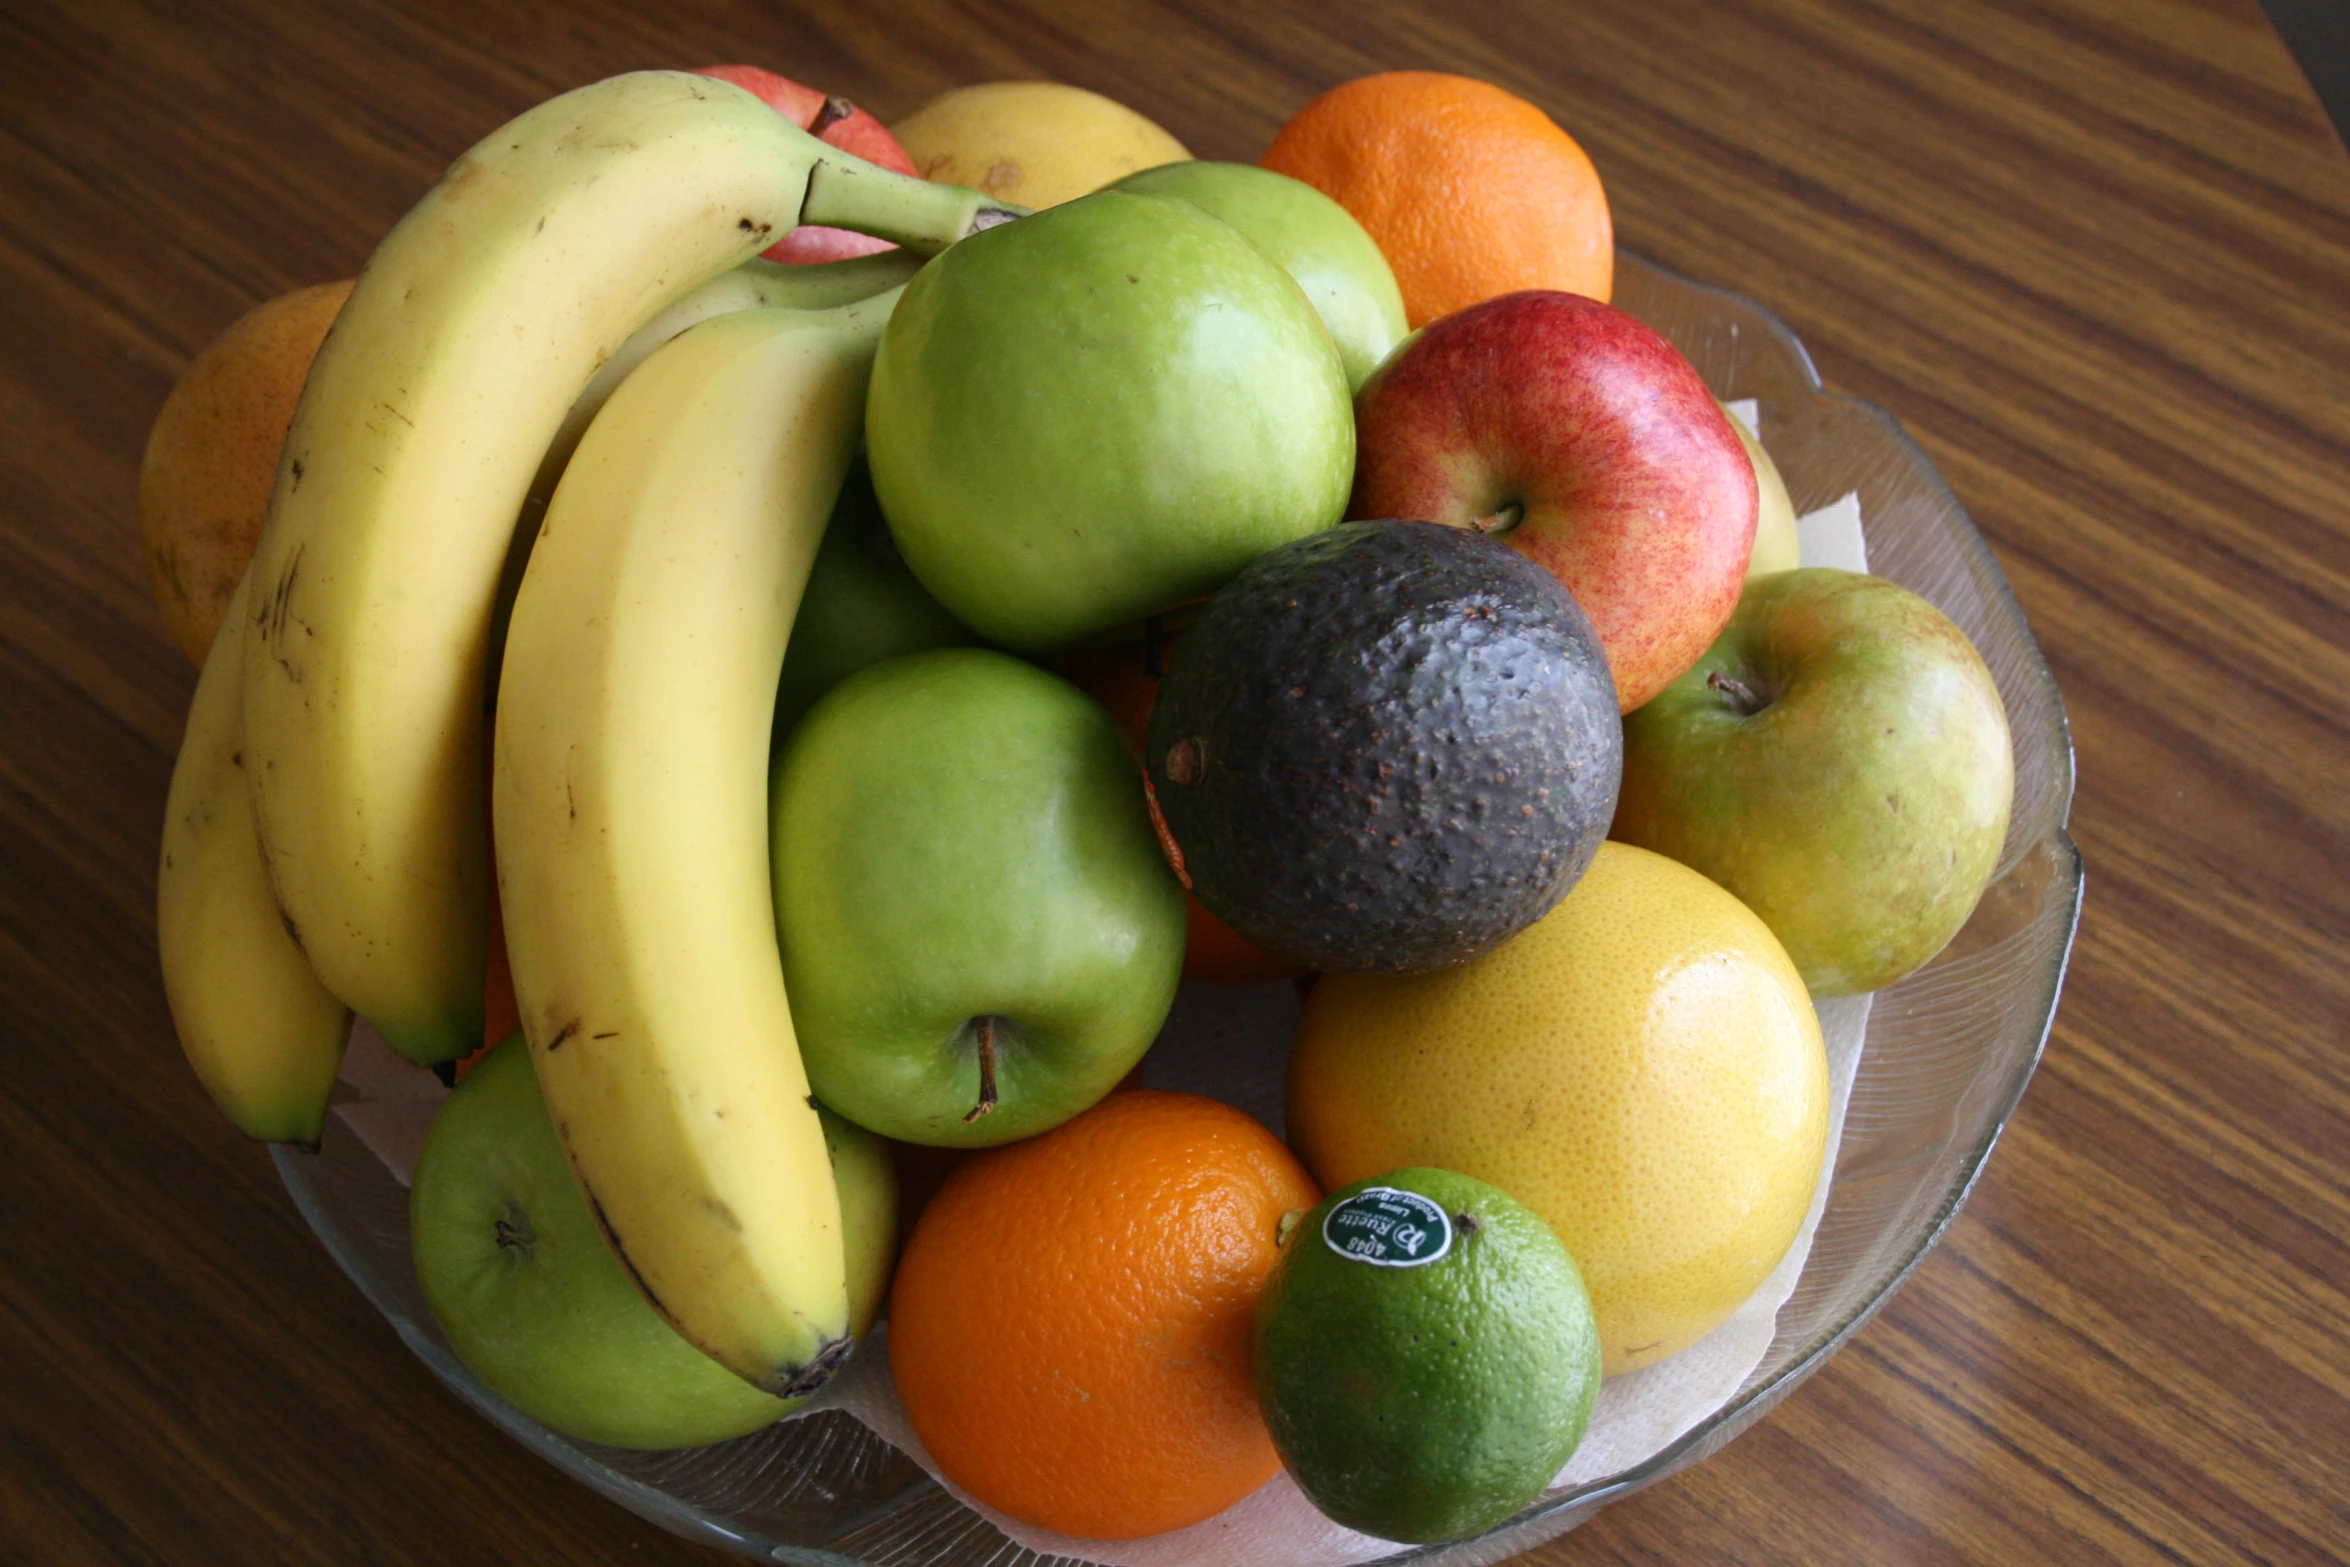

1321,1187,1454,1267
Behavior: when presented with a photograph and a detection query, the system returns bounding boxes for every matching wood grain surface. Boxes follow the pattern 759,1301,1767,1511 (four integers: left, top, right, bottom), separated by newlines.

2,0,2345,1562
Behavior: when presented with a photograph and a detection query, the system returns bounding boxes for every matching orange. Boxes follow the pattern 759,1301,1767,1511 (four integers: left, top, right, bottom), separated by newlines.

464,863,517,1081
1261,72,1611,329
139,279,352,662
884,1063,1146,1249
1180,897,1303,985
889,1090,1318,1539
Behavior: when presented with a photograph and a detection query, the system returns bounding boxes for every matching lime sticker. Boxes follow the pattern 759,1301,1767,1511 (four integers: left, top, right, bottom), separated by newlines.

1321,1187,1453,1268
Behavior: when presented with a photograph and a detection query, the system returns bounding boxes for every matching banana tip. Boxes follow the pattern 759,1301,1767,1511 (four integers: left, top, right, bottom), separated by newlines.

771,1333,856,1400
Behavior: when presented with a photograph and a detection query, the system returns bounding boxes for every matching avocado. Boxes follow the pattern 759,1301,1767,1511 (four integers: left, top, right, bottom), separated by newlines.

1146,520,1620,973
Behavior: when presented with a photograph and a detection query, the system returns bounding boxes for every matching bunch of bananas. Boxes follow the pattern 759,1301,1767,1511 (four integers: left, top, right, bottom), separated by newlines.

157,70,1019,1399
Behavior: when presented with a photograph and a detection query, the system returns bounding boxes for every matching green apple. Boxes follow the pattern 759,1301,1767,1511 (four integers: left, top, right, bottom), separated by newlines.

1109,160,1408,390
774,456,981,741
865,190,1355,651
409,1036,897,1449
1612,568,2012,996
1724,404,1800,576
770,648,1186,1146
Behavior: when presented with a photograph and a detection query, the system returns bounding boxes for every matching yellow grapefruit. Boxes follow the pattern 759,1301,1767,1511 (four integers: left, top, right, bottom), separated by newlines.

1288,841,1829,1375
891,82,1189,211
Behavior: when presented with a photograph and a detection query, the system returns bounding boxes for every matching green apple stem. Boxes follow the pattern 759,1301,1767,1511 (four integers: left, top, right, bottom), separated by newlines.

799,153,1028,256
1706,669,1774,717
962,1016,1000,1124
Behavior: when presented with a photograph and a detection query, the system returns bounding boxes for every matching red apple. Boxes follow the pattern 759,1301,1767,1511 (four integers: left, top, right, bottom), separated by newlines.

692,65,923,264
1349,290,1756,712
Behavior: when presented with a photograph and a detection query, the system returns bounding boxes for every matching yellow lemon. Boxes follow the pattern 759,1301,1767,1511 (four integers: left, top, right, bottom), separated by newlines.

1724,403,1801,577
891,82,1189,211
1288,842,1828,1376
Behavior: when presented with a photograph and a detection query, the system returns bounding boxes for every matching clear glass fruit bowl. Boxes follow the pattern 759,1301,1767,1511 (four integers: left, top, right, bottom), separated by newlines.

276,250,2081,1566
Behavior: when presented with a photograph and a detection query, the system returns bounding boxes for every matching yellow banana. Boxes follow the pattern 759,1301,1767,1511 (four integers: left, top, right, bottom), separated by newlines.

528,250,926,525
493,295,897,1396
152,251,916,1147
159,573,353,1146
240,70,1011,1063
489,247,927,689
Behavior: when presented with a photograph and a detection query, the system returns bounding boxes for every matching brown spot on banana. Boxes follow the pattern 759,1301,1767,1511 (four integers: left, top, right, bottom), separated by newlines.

262,541,307,682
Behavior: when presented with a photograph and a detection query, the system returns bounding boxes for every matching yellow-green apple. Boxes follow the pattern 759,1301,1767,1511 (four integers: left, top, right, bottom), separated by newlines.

1612,568,2013,996
769,648,1187,1145
1108,161,1408,390
409,1037,897,1448
1350,290,1757,711
692,65,921,263
865,190,1354,651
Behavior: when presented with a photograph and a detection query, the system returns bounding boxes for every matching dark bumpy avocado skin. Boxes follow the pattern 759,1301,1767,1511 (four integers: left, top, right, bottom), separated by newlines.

1147,520,1621,974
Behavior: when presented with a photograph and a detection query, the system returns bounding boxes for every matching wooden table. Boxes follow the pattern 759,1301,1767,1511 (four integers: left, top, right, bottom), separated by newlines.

3,1,2343,1561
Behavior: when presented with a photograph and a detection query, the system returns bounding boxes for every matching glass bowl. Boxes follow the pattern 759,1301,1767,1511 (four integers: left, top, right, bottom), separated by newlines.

276,249,2081,1566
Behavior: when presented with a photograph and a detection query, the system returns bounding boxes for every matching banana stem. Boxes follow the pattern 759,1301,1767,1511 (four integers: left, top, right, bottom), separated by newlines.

800,156,1027,256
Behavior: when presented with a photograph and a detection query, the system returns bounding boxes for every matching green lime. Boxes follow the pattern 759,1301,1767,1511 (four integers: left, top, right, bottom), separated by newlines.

1253,1168,1602,1543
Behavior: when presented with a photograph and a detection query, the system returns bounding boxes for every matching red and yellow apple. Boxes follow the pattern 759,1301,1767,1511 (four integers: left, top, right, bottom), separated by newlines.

1350,290,1757,711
